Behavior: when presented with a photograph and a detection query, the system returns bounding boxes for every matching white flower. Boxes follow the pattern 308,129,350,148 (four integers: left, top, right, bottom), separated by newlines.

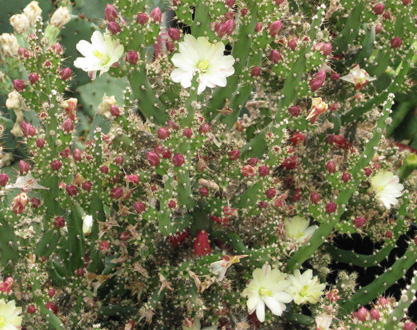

83,215,93,236
316,313,332,330
209,255,246,281
6,91,22,109
284,216,317,243
0,34,19,57
182,318,217,330
340,65,376,90
370,171,404,209
286,269,325,305
6,173,48,191
23,1,42,25
51,7,71,28
0,299,22,330
241,264,292,322
74,31,124,80
171,34,235,94
10,14,30,34
306,97,328,122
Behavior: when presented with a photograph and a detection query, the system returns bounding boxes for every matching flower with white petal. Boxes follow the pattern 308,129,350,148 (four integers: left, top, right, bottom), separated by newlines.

0,299,22,330
51,7,71,28
182,318,217,330
209,255,246,281
286,269,326,305
370,171,404,209
340,65,376,90
171,34,235,94
74,31,124,80
6,172,48,191
316,313,332,330
284,216,317,243
10,14,30,34
242,263,292,322
0,34,19,57
6,91,23,110
83,215,94,236
306,97,328,123
23,1,42,25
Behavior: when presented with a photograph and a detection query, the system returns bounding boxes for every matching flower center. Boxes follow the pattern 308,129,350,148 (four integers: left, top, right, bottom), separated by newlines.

259,287,273,297
299,285,310,297
93,50,110,64
197,60,209,73
0,316,5,326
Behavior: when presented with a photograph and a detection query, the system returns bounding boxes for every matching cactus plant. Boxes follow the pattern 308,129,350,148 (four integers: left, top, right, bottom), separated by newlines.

0,0,417,329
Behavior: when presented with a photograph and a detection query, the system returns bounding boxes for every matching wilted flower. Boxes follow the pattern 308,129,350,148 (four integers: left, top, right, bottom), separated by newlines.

242,263,292,322
340,65,376,90
0,33,19,57
74,31,124,80
209,255,246,281
5,91,22,109
370,171,404,209
284,216,317,242
0,299,22,329
23,1,42,25
286,269,326,305
306,97,328,123
10,14,30,34
51,6,71,28
170,34,235,94
316,313,332,330
182,318,217,330
6,172,48,191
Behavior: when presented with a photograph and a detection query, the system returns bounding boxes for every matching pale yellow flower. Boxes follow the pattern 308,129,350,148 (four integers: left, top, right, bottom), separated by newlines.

370,171,403,209
0,299,22,329
284,216,317,242
286,269,325,305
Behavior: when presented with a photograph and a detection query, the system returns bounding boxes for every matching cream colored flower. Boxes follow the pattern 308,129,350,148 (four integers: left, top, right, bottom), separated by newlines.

284,216,317,242
242,264,292,322
209,255,246,281
286,269,325,305
370,171,404,209
0,299,22,329
340,65,376,90
171,34,235,94
0,34,19,57
97,94,117,118
182,318,217,330
74,31,124,80
23,1,42,25
6,91,23,109
316,313,332,330
307,97,328,122
6,172,48,191
51,7,71,28
10,14,30,34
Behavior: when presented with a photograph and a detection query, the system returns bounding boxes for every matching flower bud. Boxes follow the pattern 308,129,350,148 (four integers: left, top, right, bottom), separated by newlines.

76,268,85,277
158,127,170,139
60,67,72,80
200,187,209,196
199,123,210,134
183,128,193,138
51,42,63,53
353,217,366,228
383,10,391,20
390,37,402,48
247,158,258,166
270,49,282,63
269,20,282,36
31,197,41,208
110,105,120,116
250,66,261,77
82,181,92,191
372,3,385,15
136,13,149,25
355,307,368,322
341,172,351,182
19,160,31,175
402,0,411,4
193,230,211,256
62,118,74,132
45,302,58,314
310,192,321,204
12,193,29,214
100,240,110,251
51,6,71,28
150,7,162,22
242,165,256,177
110,187,123,199
325,202,337,214
168,27,181,41
364,167,372,177
326,161,336,173
288,38,297,50
126,50,138,64
29,73,39,84
10,14,29,34
168,200,177,208
255,22,263,32
73,148,82,162
147,151,160,166
289,105,301,117
258,165,270,177
319,43,332,56
225,0,236,6
173,153,185,167
108,21,121,34
134,201,146,213
21,122,36,137
125,175,140,184
36,139,45,148
66,184,78,196
27,305,36,314
0,174,9,186
105,4,118,22
51,160,62,171
310,70,326,91
228,149,240,160
100,165,109,174
265,188,277,199
13,79,26,92
404,322,417,330
330,72,340,81
48,288,56,298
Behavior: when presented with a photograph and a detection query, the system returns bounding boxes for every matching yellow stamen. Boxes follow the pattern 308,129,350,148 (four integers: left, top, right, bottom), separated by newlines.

197,60,209,73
